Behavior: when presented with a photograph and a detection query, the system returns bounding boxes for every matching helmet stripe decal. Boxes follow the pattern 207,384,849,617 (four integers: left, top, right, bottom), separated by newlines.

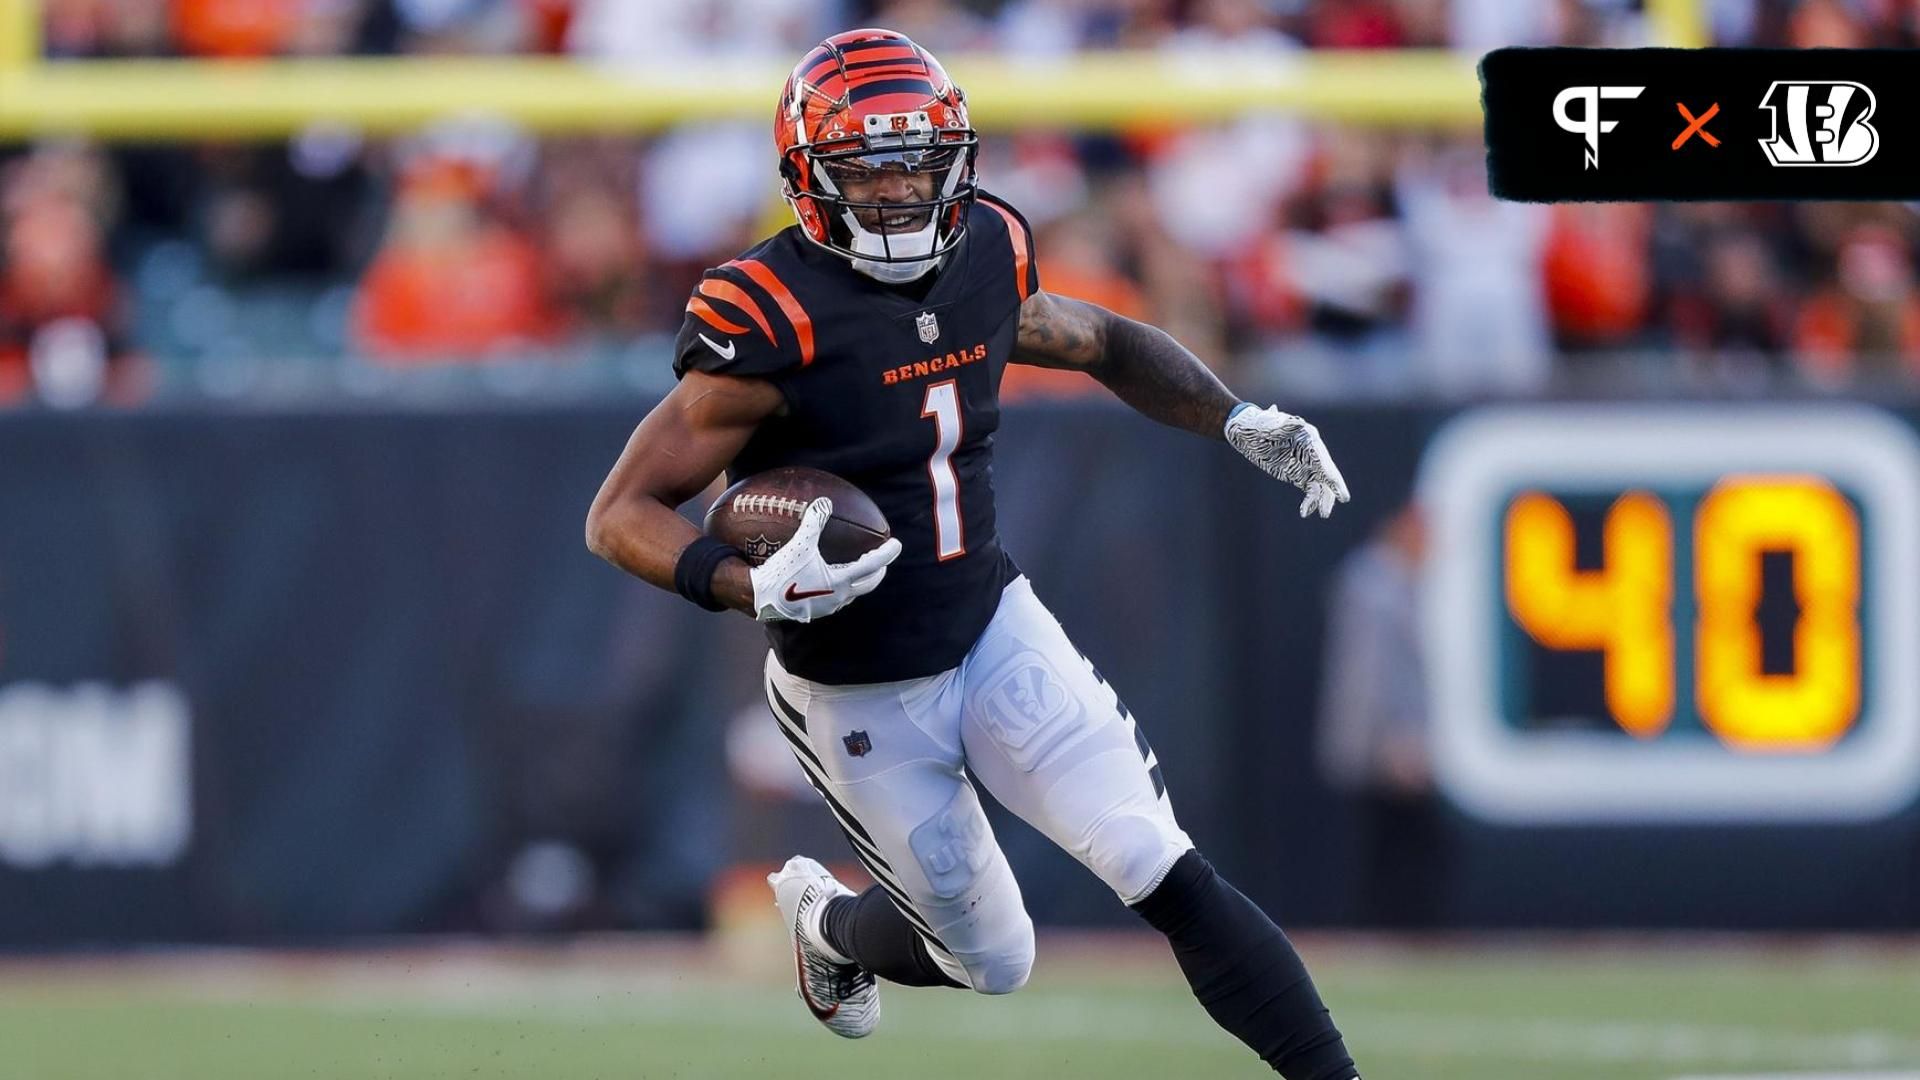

838,48,922,68
845,78,941,99
686,296,750,337
696,278,777,345
980,199,1032,301
842,64,932,82
802,63,844,88
727,259,815,366
849,92,938,114
829,35,909,57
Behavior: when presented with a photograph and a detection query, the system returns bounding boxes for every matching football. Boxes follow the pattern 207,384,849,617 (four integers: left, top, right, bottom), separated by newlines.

704,466,892,566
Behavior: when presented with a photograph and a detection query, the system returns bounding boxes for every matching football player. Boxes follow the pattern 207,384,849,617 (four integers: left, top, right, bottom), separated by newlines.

586,28,1357,1080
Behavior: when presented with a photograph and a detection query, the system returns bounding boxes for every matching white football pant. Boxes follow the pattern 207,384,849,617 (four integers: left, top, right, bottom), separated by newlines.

764,575,1194,994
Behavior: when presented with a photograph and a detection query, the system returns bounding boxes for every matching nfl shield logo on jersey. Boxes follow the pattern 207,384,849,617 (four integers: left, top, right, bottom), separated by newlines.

916,311,940,344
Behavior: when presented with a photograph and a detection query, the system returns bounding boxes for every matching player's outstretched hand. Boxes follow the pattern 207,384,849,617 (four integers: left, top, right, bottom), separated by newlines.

1224,404,1351,519
751,497,903,623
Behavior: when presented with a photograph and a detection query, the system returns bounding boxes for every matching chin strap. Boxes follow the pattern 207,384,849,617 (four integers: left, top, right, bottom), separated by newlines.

843,211,943,283
851,251,943,283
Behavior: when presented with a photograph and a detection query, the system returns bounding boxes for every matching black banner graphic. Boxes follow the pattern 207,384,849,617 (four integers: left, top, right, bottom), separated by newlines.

1483,48,1919,201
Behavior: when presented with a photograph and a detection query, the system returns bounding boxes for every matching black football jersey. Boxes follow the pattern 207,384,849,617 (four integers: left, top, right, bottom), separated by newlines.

673,192,1040,685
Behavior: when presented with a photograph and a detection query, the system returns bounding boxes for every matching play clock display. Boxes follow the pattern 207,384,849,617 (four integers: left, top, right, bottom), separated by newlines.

1419,407,1920,824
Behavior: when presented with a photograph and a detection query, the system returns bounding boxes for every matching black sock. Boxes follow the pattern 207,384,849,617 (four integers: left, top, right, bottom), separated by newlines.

1132,850,1357,1080
820,885,965,989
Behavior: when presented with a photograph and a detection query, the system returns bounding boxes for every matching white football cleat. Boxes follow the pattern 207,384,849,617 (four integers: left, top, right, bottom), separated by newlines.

768,855,880,1039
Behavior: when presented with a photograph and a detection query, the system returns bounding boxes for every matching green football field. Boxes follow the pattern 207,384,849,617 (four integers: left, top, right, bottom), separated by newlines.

4,935,1918,1080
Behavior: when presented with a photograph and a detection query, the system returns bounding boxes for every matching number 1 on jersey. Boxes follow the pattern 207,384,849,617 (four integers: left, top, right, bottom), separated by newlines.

921,380,965,560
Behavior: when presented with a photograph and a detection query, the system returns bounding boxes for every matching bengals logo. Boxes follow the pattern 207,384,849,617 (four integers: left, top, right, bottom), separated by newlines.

889,115,910,132
1758,81,1879,167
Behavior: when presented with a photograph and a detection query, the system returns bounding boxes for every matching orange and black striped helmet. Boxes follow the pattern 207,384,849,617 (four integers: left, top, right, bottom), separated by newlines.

776,29,977,277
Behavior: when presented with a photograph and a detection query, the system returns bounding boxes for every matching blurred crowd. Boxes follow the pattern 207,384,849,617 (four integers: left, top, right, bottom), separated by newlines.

4,0,1920,405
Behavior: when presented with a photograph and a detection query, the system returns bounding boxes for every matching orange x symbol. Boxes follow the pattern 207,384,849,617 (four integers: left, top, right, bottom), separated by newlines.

1673,102,1721,149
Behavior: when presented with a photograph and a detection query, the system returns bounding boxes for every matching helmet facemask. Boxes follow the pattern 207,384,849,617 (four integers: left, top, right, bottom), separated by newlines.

785,109,978,283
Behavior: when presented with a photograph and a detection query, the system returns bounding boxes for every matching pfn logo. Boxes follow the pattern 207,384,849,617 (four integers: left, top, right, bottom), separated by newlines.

1553,85,1645,170
1758,81,1879,166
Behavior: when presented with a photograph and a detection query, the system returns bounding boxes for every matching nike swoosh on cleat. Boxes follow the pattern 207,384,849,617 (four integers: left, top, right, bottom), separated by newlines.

698,333,736,360
785,584,835,602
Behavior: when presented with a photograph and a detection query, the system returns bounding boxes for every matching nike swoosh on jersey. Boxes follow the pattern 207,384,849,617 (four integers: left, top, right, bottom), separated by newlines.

699,333,737,360
785,583,835,602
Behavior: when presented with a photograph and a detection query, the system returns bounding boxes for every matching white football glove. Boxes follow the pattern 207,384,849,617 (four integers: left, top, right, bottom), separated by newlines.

1224,403,1351,519
751,497,903,623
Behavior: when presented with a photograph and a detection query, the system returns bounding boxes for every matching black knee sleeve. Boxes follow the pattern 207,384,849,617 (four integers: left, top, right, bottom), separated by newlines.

822,885,965,989
1133,850,1357,1080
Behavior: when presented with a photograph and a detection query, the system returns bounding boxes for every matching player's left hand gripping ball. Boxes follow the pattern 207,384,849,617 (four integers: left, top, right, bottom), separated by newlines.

750,498,904,623
1224,404,1351,518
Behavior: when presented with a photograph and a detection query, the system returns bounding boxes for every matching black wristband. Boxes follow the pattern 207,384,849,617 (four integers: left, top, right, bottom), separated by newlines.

674,535,744,612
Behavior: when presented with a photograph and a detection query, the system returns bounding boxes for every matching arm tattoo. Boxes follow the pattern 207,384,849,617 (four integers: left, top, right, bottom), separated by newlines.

1014,293,1238,440
1100,317,1239,440
1013,292,1107,369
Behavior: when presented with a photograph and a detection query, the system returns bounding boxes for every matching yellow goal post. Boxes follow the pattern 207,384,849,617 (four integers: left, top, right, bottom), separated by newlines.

0,0,1703,140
